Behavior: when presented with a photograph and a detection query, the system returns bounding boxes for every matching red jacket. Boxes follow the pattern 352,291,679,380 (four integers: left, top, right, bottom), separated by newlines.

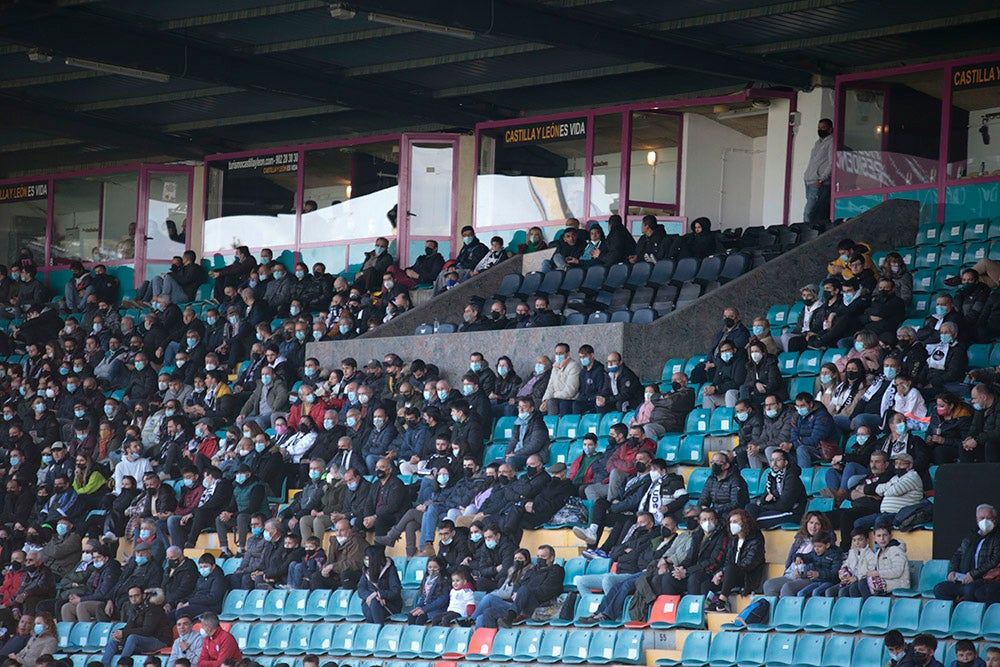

0,569,25,606
568,453,601,485
174,484,205,515
199,627,241,667
288,399,327,427
606,438,656,474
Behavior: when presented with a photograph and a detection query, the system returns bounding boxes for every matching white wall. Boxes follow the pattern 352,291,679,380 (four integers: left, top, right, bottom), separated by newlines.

680,112,756,229
762,97,793,224
789,87,835,222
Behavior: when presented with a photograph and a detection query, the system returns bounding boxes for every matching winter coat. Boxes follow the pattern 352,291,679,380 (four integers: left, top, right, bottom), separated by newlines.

873,539,910,591
698,472,749,517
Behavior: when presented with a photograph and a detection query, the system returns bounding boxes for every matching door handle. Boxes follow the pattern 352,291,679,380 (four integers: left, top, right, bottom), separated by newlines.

144,236,154,241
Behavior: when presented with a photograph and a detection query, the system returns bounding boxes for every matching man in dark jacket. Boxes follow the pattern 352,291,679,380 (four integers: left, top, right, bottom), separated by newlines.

645,372,696,437
733,399,765,469
548,226,586,269
454,226,489,272
963,383,1000,463
746,449,806,529
505,397,550,468
576,512,656,598
363,458,407,536
470,524,516,593
574,449,654,555
659,508,728,595
862,278,906,336
691,451,749,526
405,240,445,284
497,545,565,627
594,215,636,266
702,339,745,410
789,392,837,468
107,545,162,619
601,351,643,413
933,503,1000,601
334,468,373,530
170,553,227,621
209,245,256,302
572,345,607,414
435,519,471,570
631,215,669,263
496,458,571,543
161,546,198,613
102,586,173,664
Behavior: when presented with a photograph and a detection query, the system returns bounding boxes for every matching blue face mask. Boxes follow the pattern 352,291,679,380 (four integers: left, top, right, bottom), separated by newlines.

752,325,764,336
312,331,322,341
165,409,175,417
198,565,211,577
554,354,566,365
309,470,322,481
607,364,619,374
135,556,148,566
347,482,358,492
935,305,947,318
470,532,482,543
470,362,481,373
56,523,69,537
462,385,474,396
304,367,315,377
796,406,809,417
274,271,284,280
206,317,217,326
139,529,150,540
59,367,69,376
819,374,832,384
855,434,869,445
347,391,357,403
437,474,449,486
462,236,472,246
262,531,273,543
423,390,432,401
186,337,197,348
720,352,733,363
235,474,248,484
883,366,897,379
517,411,530,421
41,455,52,465
853,341,865,352
182,478,194,488
323,419,334,430
346,417,357,428
67,384,77,394
34,404,45,413
374,246,385,255
535,363,545,375
251,526,263,536
9,457,20,467
339,324,350,335
295,270,305,279
33,624,43,636
764,409,778,419
895,422,908,435
437,389,449,401
260,374,272,385
580,357,591,368
255,442,267,453
134,361,145,371
485,539,497,550
940,333,953,345
93,559,105,569
842,292,855,305
295,331,306,341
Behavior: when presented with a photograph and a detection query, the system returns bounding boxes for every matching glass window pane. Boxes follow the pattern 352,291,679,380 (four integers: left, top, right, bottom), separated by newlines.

0,181,48,266
52,171,138,264
628,112,680,208
300,141,399,245
145,172,189,263
591,113,622,218
203,152,298,253
947,67,1000,179
837,70,943,191
408,144,453,238
476,117,588,228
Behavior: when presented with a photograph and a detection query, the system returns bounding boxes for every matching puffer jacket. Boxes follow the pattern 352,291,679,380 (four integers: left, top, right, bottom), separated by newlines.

873,538,910,591
790,403,836,448
542,359,581,401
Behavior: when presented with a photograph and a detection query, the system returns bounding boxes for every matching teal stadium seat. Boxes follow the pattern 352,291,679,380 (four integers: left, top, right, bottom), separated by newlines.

612,630,644,664
561,630,592,664
982,603,1000,642
895,559,948,597
441,626,473,659
572,593,604,627
791,634,825,667
259,590,289,620
261,622,293,655
655,629,709,667
308,623,335,652
801,596,834,631
511,628,544,662
586,630,618,665
858,596,891,633
705,631,739,667
916,599,953,638
328,623,360,656
734,632,767,667
556,414,582,441
821,635,855,667
417,626,451,659
326,588,353,620
763,633,797,666
394,625,426,659
948,600,985,639
675,594,706,628
352,623,381,657
536,629,568,663
686,468,712,498
487,628,519,661
886,597,921,636
244,623,271,655
830,596,863,632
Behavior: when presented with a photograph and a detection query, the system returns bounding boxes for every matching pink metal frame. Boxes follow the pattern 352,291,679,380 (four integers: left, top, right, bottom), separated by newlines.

473,89,799,228
0,164,195,288
832,51,1000,223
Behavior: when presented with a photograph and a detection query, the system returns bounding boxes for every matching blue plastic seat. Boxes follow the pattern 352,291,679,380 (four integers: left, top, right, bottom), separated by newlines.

858,596,891,633
488,628,519,661
887,597,921,636
678,435,705,464
777,352,799,377
947,600,985,639
345,591,365,621
259,589,289,620
286,623,314,655
416,626,450,659
708,407,736,435
830,596,863,632
735,632,768,667
674,594,706,628
326,588,353,620
350,623,381,657
230,622,252,652
586,630,618,665
801,595,834,631
915,244,941,268
684,408,711,434
261,622,293,655
767,305,789,328
67,622,92,652
536,628,568,664
572,593,604,626
597,411,622,437
328,623,360,656
511,628,544,662
968,343,993,369
791,634,825,667
307,623,336,652
705,631,739,667
916,599,953,638
982,603,1000,642
543,415,559,438
562,557,588,592
241,589,269,621
763,633,797,666
392,625,427,659
750,596,802,632
741,468,763,497
561,630,592,664
555,414,582,441
795,349,822,376
851,637,887,667
403,557,428,588
612,630,643,665
661,358,686,382
219,589,250,621
655,629,709,666
821,635,854,667
895,558,949,597
244,623,271,655
685,468,711,498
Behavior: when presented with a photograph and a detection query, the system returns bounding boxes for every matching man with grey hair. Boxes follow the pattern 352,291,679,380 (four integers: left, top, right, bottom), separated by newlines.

933,503,1000,601
924,320,967,396
161,546,197,614
853,453,923,530
894,325,927,384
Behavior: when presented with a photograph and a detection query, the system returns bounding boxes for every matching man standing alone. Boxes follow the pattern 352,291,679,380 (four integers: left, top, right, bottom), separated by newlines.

804,118,833,224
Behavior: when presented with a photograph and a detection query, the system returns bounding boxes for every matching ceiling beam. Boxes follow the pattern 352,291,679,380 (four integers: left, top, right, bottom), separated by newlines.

648,0,857,30
0,96,213,159
252,26,408,55
74,86,242,112
157,1,325,30
162,104,348,132
742,8,1000,54
0,70,105,89
345,0,814,88
2,1,491,128
435,63,663,98
345,43,553,77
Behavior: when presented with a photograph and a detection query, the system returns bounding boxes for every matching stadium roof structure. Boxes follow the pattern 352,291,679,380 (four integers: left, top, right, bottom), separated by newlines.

1,0,998,175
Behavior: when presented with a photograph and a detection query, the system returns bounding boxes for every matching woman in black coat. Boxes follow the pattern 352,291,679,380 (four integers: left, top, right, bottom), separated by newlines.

740,341,784,406
357,545,402,624
708,508,766,611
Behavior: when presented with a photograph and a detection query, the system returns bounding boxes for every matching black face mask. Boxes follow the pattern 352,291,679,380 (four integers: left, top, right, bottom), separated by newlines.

375,469,387,479
671,381,682,392
526,465,540,475
846,370,860,381
425,247,435,256
711,463,725,475
635,461,647,473
463,467,475,478
803,296,815,305
818,128,831,139
723,317,735,328
490,311,501,321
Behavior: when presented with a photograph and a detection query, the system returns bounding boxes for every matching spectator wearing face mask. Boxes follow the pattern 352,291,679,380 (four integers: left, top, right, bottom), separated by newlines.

746,449,806,530
405,241,445,285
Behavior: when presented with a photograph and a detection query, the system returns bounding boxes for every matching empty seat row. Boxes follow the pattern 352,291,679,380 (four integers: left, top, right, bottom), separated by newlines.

915,218,998,245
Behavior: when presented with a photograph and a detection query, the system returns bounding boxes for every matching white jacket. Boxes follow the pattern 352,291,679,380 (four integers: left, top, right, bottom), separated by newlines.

543,359,581,401
873,539,910,591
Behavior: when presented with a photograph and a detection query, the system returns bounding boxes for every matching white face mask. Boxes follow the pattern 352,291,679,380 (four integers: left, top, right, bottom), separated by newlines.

649,470,663,483
336,535,348,545
729,522,742,536
979,518,996,534
700,521,716,534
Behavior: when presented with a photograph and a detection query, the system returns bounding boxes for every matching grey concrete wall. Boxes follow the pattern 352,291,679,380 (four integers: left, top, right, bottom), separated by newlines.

359,254,526,339
310,321,627,384
307,199,919,386
622,198,920,379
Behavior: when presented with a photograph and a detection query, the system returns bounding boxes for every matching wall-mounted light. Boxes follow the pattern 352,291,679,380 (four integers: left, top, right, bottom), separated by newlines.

345,185,353,198
646,150,658,167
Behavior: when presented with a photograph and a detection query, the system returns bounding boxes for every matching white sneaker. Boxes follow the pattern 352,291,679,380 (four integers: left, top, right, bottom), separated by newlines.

572,525,598,545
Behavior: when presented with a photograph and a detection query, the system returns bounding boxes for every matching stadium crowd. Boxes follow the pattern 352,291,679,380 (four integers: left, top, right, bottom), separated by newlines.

0,223,996,667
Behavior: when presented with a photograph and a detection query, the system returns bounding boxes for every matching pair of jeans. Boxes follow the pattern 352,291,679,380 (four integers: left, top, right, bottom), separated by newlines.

471,593,514,628
803,181,831,224
101,633,168,666
825,463,868,492
574,572,634,597
595,572,642,619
